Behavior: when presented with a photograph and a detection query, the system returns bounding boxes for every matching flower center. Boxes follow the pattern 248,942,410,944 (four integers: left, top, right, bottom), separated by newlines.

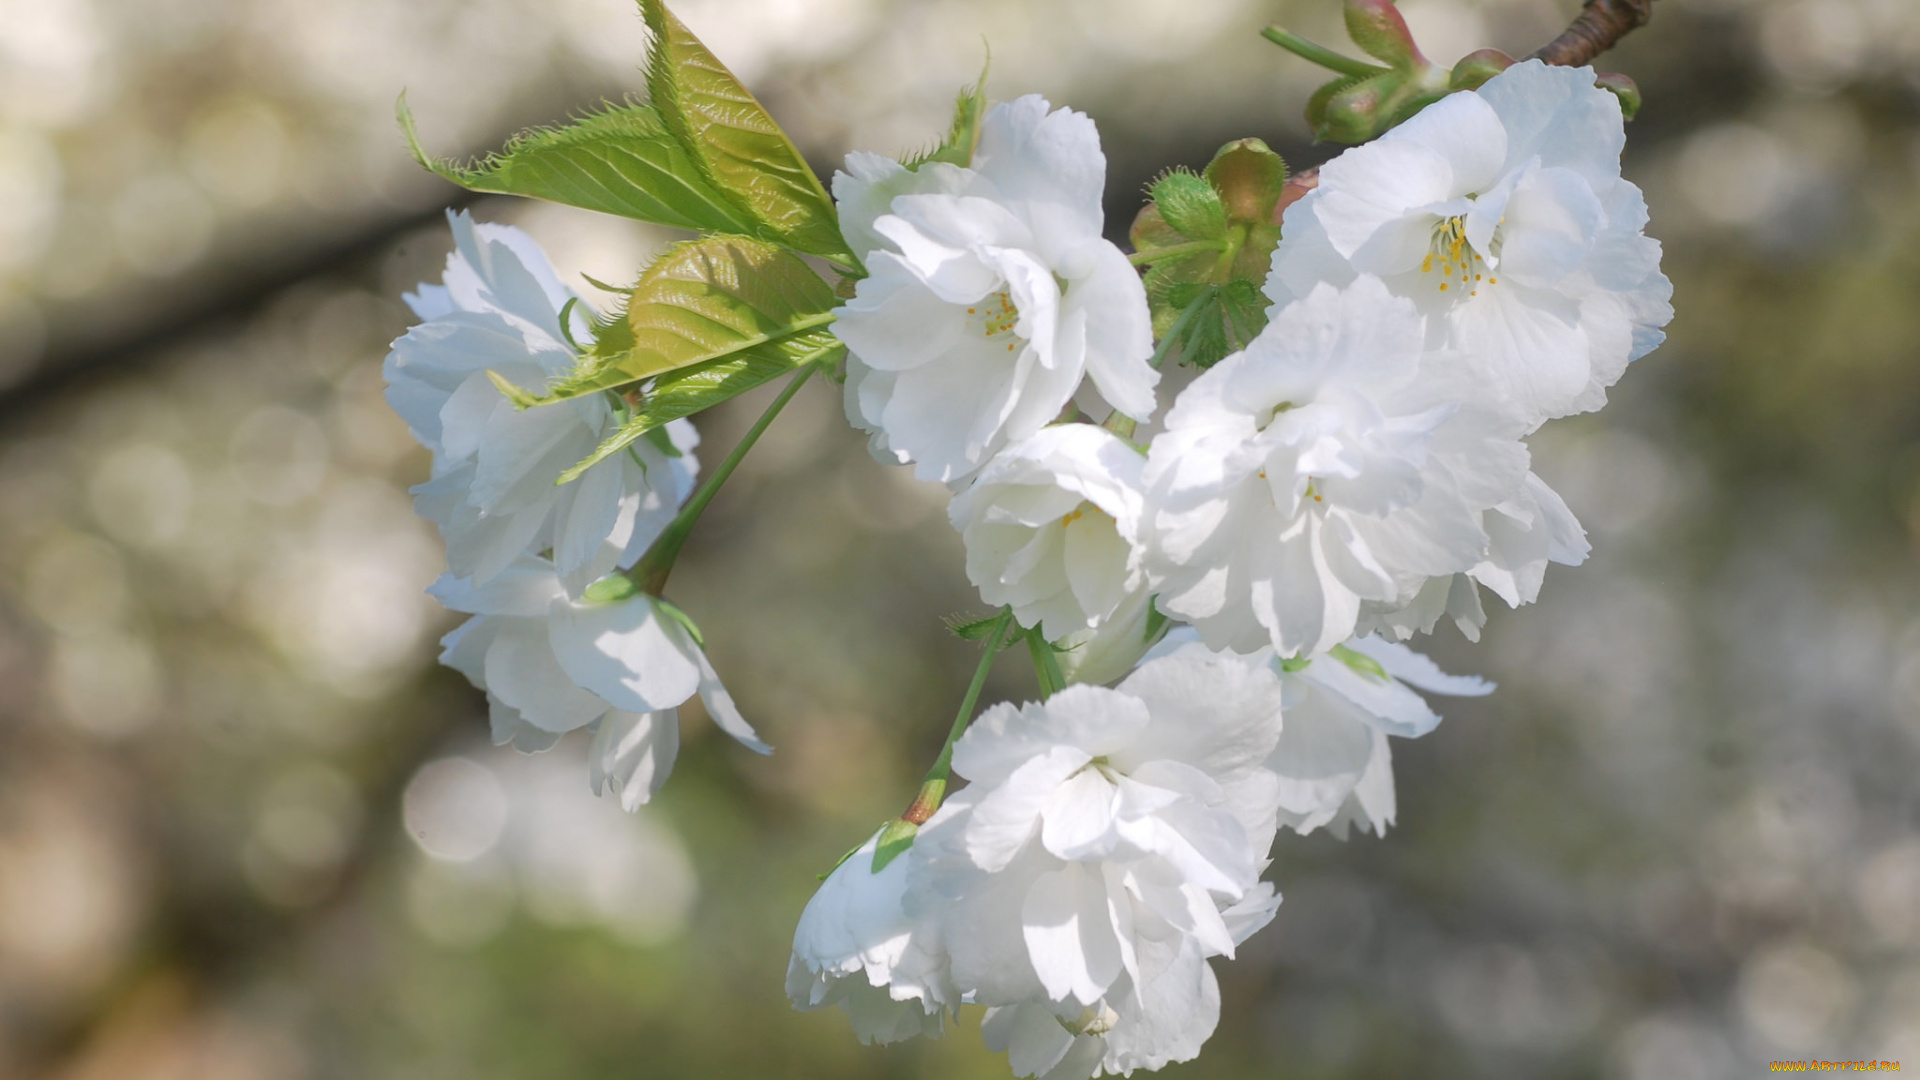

964,290,1021,352
1064,1002,1121,1036
1421,215,1497,296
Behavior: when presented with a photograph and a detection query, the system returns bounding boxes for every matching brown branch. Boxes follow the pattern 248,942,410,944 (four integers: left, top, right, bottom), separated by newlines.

1528,0,1656,68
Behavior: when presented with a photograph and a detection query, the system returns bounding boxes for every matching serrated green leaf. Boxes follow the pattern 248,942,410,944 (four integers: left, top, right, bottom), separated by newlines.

1150,171,1228,242
641,0,849,261
507,236,836,405
622,236,837,379
398,94,761,236
556,326,842,484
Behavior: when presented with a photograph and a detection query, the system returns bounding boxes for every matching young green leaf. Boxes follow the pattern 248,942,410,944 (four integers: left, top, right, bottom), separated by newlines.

497,236,837,406
943,612,1007,642
641,0,849,261
555,327,842,484
398,95,760,236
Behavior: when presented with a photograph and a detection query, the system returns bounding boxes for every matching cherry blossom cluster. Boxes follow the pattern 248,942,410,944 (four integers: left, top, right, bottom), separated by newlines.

384,42,1669,1080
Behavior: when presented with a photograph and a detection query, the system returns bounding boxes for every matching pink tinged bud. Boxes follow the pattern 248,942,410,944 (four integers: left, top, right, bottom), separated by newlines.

1344,0,1427,70
1594,71,1642,120
1203,139,1288,226
1448,48,1515,91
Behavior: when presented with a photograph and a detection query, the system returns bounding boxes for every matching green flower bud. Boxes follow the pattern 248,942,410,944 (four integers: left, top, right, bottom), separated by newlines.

1594,71,1642,120
1449,48,1515,91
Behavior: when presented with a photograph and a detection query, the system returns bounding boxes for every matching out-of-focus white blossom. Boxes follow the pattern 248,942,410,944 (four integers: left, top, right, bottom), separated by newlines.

1139,276,1530,659
1264,61,1673,428
387,211,700,593
832,96,1157,485
786,829,952,1045
432,557,766,810
949,424,1146,641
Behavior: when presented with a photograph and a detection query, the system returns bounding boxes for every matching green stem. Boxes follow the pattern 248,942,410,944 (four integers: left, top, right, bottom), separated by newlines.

913,607,1016,808
628,361,819,595
1260,26,1390,79
1128,238,1229,266
1026,626,1066,699
1148,286,1218,370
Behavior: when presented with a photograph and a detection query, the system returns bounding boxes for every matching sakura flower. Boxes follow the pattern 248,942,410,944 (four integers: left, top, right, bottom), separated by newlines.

1360,469,1589,642
1267,635,1491,837
949,424,1146,641
1052,587,1167,689
914,646,1282,1031
832,95,1157,484
1263,61,1673,428
786,829,952,1045
387,210,700,593
432,556,767,809
1139,276,1530,659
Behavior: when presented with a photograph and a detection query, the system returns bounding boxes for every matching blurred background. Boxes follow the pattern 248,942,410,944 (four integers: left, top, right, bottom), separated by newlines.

0,0,1916,1077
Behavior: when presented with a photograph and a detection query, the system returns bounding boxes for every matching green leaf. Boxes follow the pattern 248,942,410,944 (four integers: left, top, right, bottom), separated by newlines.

621,236,837,380
556,327,842,484
1150,171,1228,243
641,0,849,261
505,236,837,405
398,94,761,236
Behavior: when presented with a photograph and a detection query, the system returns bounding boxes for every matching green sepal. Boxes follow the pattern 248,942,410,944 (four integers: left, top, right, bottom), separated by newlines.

640,0,850,261
1330,642,1389,682
1279,655,1312,674
945,611,1008,642
909,56,991,170
871,818,918,873
582,574,643,604
1149,171,1227,243
506,236,837,406
653,596,704,646
1148,280,1268,370
555,327,842,485
398,93,763,236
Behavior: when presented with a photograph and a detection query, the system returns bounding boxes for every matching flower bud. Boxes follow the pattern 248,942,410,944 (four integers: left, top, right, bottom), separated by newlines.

1343,0,1426,69
1594,71,1642,120
1202,138,1287,226
1448,48,1515,91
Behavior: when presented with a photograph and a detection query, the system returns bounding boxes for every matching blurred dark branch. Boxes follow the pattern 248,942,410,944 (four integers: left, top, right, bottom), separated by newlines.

1529,0,1657,67
0,194,470,424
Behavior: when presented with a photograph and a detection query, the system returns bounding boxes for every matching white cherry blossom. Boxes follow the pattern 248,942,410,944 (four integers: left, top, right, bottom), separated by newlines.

432,556,766,809
786,830,952,1045
832,95,1157,485
1360,469,1589,641
1264,61,1673,428
1139,276,1530,659
949,424,1146,641
387,211,700,593
905,647,1281,1054
1270,635,1492,837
